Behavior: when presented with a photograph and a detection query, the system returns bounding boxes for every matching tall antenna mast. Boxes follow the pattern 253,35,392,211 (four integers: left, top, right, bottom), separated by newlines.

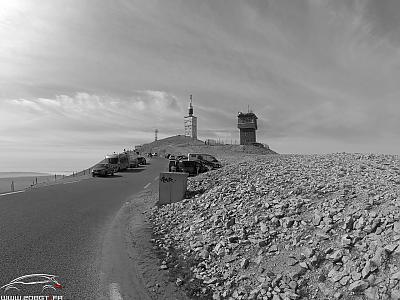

155,129,158,141
188,94,193,116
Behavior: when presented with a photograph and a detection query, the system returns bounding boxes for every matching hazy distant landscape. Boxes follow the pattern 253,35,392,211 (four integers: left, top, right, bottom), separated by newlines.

0,172,52,179
0,172,68,194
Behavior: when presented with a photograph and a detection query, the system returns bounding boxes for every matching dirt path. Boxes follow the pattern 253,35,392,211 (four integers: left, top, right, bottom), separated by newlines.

100,185,189,300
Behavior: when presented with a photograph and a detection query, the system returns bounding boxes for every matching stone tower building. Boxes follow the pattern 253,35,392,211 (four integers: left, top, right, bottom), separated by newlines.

184,95,197,139
237,112,257,145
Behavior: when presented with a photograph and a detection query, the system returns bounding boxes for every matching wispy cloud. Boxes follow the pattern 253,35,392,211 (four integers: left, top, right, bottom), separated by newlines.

2,0,400,171
1,91,182,147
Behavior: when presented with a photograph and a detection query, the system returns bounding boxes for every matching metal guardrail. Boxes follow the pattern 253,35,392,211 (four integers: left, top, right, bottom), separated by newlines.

0,167,95,195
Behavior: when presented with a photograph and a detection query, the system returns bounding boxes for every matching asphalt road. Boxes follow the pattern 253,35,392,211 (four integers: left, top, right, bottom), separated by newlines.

0,158,167,299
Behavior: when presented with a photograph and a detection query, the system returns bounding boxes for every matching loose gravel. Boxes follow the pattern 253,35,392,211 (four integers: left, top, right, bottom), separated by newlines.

150,153,400,299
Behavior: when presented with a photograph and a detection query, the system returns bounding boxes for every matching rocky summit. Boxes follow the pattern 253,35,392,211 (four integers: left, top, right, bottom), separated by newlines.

150,153,400,299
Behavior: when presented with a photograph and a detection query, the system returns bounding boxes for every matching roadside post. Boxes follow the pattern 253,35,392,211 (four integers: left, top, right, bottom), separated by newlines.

158,172,188,205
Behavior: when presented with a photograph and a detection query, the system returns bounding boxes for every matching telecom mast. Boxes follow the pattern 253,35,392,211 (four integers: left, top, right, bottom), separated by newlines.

184,94,197,139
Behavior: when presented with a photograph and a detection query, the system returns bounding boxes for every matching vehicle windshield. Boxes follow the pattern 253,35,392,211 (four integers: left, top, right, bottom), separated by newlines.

96,164,108,168
181,161,195,166
107,158,118,164
203,155,218,162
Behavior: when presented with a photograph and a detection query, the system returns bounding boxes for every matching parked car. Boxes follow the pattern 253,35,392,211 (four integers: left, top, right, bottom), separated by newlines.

187,153,222,169
92,163,114,177
177,160,208,176
200,159,222,170
137,156,147,165
169,159,178,172
168,155,176,160
176,155,187,161
128,152,139,168
129,157,139,168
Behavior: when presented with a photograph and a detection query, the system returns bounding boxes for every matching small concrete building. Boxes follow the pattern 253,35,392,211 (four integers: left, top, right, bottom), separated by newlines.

237,112,257,145
184,95,197,139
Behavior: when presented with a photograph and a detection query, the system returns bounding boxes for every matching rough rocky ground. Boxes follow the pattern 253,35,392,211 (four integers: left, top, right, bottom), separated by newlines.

149,153,400,299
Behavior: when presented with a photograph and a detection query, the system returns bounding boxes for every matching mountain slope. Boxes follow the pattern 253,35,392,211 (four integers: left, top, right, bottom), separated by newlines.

138,135,277,161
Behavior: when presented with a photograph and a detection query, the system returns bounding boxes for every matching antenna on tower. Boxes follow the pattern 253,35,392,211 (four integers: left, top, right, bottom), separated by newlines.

247,104,250,113
188,94,194,116
155,129,158,141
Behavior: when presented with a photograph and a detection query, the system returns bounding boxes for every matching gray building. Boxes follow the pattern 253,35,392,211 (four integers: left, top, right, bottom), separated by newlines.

237,112,257,145
184,95,197,139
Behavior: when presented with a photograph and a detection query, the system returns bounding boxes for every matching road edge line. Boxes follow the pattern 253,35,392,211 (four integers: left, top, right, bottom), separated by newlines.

109,283,123,300
0,190,25,197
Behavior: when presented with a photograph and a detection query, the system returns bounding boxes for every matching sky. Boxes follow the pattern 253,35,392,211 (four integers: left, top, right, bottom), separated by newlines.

1,0,400,172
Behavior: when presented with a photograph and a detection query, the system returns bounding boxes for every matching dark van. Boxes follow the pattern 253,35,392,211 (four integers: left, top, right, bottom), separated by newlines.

177,160,208,176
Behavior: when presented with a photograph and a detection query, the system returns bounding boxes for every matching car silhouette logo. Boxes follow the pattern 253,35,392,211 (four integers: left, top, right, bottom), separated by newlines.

0,274,63,293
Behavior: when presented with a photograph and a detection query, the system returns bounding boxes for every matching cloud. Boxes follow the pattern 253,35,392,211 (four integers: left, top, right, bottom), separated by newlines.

2,0,400,170
0,91,183,149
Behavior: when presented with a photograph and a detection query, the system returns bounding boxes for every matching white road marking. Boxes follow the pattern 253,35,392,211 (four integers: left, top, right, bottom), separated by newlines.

109,283,123,300
144,183,151,189
0,190,25,197
154,176,159,181
63,180,80,185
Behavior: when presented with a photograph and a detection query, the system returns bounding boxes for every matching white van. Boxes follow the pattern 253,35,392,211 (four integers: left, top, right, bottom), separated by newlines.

105,154,119,173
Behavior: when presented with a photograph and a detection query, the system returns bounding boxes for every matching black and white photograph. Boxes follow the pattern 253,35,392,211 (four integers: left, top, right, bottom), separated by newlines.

1,0,400,299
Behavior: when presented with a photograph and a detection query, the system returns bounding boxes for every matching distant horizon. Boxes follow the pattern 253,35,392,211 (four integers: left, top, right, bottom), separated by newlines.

0,171,73,178
3,133,400,174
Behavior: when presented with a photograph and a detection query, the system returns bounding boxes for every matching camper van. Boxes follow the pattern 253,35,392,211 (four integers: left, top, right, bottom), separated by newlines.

104,152,129,172
105,154,119,173
128,152,139,168
118,152,129,171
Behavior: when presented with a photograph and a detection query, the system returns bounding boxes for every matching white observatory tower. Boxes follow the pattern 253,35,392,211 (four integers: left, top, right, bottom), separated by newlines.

184,95,197,139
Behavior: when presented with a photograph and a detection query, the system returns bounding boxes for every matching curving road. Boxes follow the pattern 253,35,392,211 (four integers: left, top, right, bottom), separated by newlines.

0,158,166,299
